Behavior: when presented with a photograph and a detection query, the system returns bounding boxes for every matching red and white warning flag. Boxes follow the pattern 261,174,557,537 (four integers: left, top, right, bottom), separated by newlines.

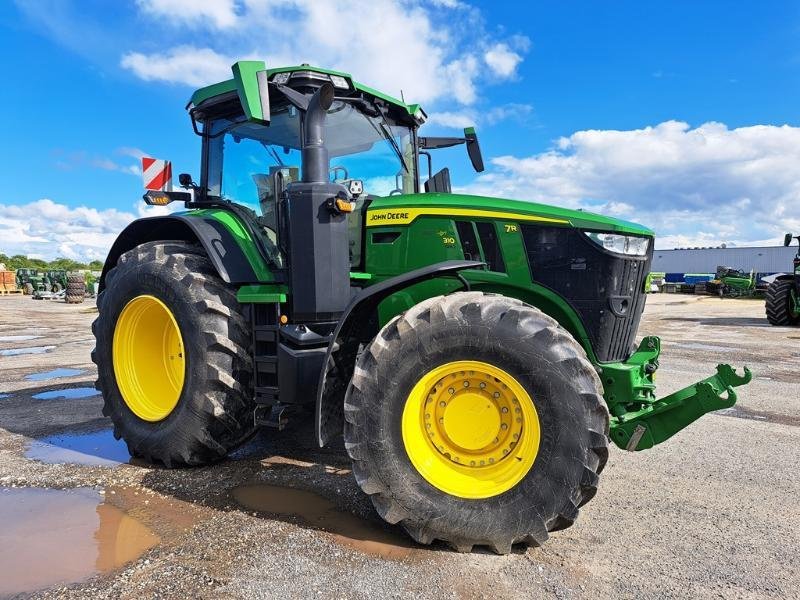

142,157,173,191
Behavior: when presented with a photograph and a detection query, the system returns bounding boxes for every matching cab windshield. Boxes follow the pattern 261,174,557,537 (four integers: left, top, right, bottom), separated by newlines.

204,100,416,222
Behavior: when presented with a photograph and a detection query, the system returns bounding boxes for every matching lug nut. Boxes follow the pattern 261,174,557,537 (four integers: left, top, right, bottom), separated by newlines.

439,401,446,407
479,382,486,389
463,381,469,387
448,387,455,395
501,407,508,413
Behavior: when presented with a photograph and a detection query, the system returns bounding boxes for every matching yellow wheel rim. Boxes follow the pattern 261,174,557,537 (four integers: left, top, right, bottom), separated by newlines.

401,360,540,499
112,295,186,422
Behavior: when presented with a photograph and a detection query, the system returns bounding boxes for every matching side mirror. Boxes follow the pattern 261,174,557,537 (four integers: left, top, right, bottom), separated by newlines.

464,127,484,173
425,167,451,193
784,233,793,247
178,173,194,188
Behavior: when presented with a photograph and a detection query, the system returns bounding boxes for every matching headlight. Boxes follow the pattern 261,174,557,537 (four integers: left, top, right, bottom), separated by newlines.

329,75,350,89
271,72,291,85
583,232,650,256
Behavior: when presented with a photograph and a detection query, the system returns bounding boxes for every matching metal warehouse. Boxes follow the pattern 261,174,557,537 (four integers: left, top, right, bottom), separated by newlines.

652,246,795,276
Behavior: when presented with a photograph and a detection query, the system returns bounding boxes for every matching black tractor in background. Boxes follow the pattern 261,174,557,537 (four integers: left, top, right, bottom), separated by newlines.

765,233,800,326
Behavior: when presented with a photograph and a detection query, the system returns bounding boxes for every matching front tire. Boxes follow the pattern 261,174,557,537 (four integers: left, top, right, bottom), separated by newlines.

343,292,609,553
92,241,256,466
766,279,800,326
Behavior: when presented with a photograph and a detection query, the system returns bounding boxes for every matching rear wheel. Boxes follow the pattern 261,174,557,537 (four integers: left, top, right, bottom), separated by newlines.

92,241,256,466
766,279,800,326
23,282,33,295
343,292,609,553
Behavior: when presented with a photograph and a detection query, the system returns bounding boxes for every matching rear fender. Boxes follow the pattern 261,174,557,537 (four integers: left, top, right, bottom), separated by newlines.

100,214,265,291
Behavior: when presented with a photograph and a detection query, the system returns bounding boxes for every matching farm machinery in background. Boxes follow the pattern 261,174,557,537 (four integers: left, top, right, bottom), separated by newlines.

701,266,756,297
765,233,800,326
15,268,87,303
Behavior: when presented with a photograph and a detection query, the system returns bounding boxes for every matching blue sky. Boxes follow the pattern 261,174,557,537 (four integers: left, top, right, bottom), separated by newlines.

1,0,799,260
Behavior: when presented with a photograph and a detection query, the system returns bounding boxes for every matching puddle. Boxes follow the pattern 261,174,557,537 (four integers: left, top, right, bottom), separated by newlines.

716,406,800,427
33,387,100,400
0,393,9,399
26,367,86,381
0,345,56,357
0,487,159,596
27,429,130,466
0,335,42,342
232,484,416,560
680,343,735,353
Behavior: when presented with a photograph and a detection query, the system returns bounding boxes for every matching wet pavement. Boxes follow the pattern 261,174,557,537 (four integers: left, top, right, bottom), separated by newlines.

33,387,101,400
26,368,86,381
0,293,798,598
0,345,56,356
0,487,159,596
232,483,416,560
26,428,130,467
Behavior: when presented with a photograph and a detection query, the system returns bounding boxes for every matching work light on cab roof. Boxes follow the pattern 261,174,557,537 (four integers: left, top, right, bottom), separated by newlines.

95,59,751,554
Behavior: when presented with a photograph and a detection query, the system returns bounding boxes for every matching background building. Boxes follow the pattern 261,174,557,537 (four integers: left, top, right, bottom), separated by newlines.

652,246,795,282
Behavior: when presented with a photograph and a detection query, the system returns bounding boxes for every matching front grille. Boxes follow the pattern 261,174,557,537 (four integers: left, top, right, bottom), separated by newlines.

520,226,652,363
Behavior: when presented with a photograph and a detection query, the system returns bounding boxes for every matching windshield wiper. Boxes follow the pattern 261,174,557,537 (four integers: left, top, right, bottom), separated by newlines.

360,100,409,174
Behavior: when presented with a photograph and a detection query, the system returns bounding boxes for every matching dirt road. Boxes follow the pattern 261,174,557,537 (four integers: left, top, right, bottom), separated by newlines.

0,294,797,599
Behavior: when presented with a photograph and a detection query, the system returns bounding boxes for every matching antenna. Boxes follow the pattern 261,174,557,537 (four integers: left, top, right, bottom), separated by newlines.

400,89,405,103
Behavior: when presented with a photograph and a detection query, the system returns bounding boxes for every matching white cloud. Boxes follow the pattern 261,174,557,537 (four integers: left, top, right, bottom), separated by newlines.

0,199,139,262
121,46,235,87
135,0,240,29
121,0,529,107
484,43,522,78
460,120,800,248
424,103,533,129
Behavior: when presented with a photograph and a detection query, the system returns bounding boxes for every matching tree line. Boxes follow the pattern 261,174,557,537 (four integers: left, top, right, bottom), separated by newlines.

0,253,104,272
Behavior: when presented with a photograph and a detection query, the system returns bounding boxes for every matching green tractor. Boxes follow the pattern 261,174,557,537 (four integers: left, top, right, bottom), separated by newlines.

45,269,68,293
15,268,47,295
92,61,751,553
706,266,755,297
765,233,800,325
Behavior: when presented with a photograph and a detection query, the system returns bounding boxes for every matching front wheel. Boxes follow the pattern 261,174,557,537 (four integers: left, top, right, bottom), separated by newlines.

343,292,609,553
92,241,256,466
766,279,800,326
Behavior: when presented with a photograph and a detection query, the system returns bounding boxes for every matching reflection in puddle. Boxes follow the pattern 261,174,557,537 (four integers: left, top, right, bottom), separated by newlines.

0,335,42,342
0,487,159,596
232,484,415,560
716,406,800,427
26,367,86,381
27,429,130,466
0,345,56,356
0,393,9,399
33,387,100,400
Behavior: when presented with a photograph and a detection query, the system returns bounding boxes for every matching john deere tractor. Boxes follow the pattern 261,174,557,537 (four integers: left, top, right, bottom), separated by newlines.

766,233,800,326
93,61,751,553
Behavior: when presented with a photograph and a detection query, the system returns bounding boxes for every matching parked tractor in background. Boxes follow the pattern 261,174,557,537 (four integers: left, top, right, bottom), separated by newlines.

45,269,68,293
765,233,800,326
15,268,47,295
704,266,755,297
91,61,751,553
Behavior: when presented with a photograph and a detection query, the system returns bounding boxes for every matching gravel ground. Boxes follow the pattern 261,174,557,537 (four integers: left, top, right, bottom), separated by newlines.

0,293,797,599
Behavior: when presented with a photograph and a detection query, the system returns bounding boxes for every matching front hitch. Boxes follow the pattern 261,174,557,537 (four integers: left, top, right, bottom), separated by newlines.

601,337,752,451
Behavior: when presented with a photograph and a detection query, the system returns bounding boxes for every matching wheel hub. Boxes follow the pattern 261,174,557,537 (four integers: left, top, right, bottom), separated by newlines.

426,371,524,466
402,360,540,499
112,295,185,422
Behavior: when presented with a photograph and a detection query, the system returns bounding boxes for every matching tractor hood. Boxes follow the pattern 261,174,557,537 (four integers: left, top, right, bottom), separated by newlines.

368,193,654,237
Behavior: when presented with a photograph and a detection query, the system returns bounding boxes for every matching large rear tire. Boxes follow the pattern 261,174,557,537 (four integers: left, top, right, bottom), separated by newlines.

343,292,609,553
92,241,256,466
766,279,800,326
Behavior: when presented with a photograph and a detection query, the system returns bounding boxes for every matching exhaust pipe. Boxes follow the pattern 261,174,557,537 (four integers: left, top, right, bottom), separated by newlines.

301,83,334,184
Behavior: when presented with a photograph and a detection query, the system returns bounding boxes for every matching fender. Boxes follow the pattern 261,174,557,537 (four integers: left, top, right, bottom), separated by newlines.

315,259,484,446
100,212,272,291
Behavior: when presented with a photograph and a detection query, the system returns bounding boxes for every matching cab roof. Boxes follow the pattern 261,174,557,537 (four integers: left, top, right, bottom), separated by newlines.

188,61,426,124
